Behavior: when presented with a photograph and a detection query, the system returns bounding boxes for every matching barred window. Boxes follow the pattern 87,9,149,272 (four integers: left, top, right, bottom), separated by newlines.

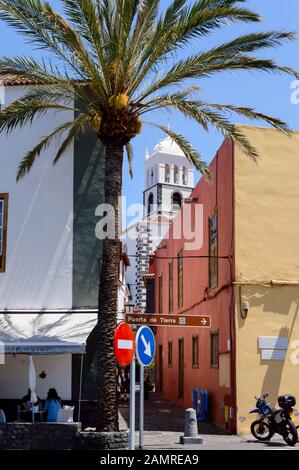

192,336,199,368
211,331,219,368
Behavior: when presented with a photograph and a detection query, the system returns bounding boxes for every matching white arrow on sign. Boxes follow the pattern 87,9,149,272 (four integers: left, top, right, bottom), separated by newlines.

200,318,207,325
141,335,151,357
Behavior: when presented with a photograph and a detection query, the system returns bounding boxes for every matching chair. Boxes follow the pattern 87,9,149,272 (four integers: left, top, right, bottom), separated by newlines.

0,409,6,423
57,406,74,423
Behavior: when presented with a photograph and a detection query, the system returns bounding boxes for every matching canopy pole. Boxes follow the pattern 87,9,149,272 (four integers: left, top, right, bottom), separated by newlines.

78,353,84,422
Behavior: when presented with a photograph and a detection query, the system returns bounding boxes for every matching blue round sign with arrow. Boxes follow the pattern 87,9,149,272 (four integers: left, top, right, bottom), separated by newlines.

135,326,156,367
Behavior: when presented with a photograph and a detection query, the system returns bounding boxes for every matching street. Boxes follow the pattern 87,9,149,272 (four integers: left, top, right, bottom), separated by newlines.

118,392,299,450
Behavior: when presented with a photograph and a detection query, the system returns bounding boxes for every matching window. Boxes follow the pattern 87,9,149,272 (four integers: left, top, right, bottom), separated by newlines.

0,194,8,273
192,336,199,368
182,166,188,185
158,274,163,313
165,164,170,183
168,260,173,312
211,331,219,368
172,192,182,210
168,341,173,367
147,192,154,215
209,213,218,289
178,250,183,308
174,165,179,184
151,168,154,185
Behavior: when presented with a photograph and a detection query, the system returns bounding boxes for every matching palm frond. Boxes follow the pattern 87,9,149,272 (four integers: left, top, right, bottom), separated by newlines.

125,142,134,178
0,96,77,134
42,3,100,80
0,0,296,183
143,120,210,179
62,0,110,92
53,113,90,164
128,1,262,96
136,54,298,102
16,117,88,180
0,0,87,78
141,94,290,135
201,102,290,133
0,56,71,84
183,107,260,160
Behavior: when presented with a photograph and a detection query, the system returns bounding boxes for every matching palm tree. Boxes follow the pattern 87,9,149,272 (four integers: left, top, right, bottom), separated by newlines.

0,0,297,432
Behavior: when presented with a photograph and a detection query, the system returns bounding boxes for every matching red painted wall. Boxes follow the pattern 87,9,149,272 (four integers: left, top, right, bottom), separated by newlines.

151,139,235,431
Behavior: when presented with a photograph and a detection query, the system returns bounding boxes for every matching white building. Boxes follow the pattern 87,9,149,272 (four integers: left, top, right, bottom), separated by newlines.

122,136,195,311
0,77,129,422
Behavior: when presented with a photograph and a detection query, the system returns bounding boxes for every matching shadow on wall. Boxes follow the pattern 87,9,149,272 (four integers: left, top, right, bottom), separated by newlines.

237,285,299,401
73,133,105,309
260,326,289,401
260,303,299,400
237,285,299,333
0,312,96,344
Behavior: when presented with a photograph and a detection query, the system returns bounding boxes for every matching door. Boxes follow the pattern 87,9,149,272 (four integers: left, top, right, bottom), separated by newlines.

178,339,184,399
158,345,163,392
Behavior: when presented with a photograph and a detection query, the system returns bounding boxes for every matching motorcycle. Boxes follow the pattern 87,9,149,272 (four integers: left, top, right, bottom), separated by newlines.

249,393,298,446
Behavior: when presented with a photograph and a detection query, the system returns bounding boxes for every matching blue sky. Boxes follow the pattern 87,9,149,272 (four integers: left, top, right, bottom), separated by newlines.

0,0,298,214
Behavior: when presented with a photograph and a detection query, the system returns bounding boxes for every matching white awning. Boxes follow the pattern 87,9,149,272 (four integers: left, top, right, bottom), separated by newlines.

0,311,97,354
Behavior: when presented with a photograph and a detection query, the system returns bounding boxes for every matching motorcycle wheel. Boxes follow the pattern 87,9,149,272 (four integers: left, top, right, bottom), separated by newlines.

282,419,298,446
251,420,272,441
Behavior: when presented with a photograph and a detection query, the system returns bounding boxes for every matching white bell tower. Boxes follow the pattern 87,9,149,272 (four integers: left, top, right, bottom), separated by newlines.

143,136,194,219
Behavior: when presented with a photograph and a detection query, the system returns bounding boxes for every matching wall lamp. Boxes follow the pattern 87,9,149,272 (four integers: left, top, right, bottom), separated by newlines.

241,301,249,319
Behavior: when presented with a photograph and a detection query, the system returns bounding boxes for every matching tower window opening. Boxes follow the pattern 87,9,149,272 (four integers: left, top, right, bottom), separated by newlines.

182,167,188,185
172,192,182,210
174,165,179,184
165,164,170,183
148,192,154,215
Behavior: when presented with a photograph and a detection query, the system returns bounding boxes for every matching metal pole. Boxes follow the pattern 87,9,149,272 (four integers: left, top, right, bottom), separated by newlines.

129,356,136,450
139,365,144,449
78,353,84,422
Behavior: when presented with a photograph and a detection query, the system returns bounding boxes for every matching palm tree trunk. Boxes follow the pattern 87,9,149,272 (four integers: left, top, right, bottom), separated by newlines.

96,140,123,432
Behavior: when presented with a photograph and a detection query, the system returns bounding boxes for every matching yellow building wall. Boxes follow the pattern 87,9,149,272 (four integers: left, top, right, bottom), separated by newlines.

234,125,299,435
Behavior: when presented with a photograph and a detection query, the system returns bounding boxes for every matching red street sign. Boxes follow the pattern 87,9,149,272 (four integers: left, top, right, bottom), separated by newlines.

114,322,135,366
125,313,211,328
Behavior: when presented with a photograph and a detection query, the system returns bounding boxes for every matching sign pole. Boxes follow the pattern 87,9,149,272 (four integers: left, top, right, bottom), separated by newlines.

129,355,136,450
139,364,144,449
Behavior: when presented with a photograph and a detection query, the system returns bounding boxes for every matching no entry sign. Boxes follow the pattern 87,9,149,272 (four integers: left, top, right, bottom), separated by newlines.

114,322,135,366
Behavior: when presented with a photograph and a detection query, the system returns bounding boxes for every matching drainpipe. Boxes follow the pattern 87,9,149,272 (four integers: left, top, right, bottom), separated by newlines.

230,140,237,435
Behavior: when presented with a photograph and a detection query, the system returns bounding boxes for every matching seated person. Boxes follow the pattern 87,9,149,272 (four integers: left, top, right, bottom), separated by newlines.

44,388,61,422
21,388,42,411
20,389,42,421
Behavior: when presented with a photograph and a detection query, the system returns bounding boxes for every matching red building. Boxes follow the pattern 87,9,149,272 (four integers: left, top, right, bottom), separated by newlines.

148,137,236,433
148,126,299,436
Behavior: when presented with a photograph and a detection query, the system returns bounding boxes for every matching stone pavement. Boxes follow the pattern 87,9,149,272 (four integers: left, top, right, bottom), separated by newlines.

118,392,299,450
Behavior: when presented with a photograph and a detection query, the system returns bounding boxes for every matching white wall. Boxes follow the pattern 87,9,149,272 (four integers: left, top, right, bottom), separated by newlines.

161,185,193,212
0,354,72,399
0,86,74,309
